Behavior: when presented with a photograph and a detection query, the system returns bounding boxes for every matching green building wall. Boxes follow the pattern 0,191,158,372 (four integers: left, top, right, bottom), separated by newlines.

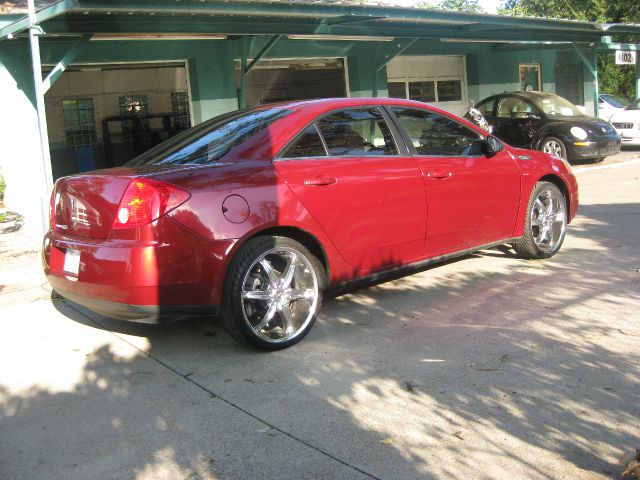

0,36,599,234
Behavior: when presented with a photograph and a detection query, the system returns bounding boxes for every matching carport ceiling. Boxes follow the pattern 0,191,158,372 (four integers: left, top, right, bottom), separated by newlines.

2,0,640,45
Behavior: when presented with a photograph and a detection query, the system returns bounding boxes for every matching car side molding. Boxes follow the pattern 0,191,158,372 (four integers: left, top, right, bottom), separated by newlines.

325,237,521,298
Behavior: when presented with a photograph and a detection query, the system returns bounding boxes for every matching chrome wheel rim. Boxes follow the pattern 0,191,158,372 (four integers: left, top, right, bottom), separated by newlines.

542,140,564,158
531,188,566,253
241,247,319,344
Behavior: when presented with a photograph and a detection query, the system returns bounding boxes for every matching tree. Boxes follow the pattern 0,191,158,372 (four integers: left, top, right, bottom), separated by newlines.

499,0,640,99
438,0,484,13
416,0,485,13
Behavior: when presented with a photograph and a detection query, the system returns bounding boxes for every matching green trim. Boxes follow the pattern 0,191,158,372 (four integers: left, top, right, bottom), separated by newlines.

41,16,611,43
239,36,249,109
244,34,283,74
325,15,387,26
67,0,631,34
42,34,92,93
0,0,78,40
376,38,418,72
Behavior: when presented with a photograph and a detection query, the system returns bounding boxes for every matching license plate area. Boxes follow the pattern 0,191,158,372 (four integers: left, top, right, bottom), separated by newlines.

63,248,80,275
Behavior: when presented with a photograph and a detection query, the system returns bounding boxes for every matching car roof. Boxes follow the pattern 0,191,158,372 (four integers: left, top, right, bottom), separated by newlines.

486,91,560,102
250,96,469,128
253,96,438,112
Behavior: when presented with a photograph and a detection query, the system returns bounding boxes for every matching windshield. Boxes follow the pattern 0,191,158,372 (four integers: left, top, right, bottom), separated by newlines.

601,94,628,108
625,98,640,111
127,107,291,166
533,96,584,117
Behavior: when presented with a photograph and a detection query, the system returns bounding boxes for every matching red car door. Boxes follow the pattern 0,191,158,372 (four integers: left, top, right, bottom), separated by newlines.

275,107,427,272
388,107,521,256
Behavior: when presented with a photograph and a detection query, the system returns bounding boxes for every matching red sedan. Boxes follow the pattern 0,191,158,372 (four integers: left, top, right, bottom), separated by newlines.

43,98,578,350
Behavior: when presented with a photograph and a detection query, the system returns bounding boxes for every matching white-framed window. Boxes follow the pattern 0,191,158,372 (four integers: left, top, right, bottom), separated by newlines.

388,78,462,103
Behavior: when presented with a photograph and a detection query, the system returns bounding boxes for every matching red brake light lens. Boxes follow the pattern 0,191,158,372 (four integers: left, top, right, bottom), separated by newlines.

112,178,190,229
49,188,57,231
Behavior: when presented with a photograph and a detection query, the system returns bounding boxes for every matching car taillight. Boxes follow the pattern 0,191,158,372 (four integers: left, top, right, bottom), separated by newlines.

49,189,56,231
112,178,190,229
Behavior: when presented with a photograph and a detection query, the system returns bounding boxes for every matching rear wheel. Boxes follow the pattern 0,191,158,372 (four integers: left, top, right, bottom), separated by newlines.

514,181,567,259
540,136,567,159
221,236,324,350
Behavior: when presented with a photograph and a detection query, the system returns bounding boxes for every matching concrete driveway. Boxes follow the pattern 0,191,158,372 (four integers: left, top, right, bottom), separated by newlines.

1,155,639,480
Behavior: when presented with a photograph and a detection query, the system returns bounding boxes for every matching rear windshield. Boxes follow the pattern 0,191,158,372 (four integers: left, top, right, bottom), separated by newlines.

127,108,291,166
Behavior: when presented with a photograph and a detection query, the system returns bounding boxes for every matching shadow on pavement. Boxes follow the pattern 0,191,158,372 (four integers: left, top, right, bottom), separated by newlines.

1,204,639,479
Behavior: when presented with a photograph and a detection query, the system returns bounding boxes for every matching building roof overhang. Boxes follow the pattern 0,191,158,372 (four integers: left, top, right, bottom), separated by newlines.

1,0,640,49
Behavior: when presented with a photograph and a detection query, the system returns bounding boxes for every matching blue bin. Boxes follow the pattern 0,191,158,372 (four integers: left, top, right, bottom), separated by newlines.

75,146,95,172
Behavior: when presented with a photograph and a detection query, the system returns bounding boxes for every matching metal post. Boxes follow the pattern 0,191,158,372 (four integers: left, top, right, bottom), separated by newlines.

239,36,248,109
636,53,640,100
592,49,599,117
572,43,599,117
28,0,54,231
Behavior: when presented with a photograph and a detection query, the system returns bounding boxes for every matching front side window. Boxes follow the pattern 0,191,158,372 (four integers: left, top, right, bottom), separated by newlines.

391,107,483,156
316,108,399,156
477,98,496,116
497,97,535,118
129,108,290,166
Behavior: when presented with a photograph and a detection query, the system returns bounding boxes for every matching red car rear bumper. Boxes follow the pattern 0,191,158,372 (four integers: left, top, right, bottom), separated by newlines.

42,218,235,321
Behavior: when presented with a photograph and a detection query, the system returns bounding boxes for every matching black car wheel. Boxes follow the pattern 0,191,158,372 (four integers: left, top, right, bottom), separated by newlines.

221,236,324,350
540,136,567,159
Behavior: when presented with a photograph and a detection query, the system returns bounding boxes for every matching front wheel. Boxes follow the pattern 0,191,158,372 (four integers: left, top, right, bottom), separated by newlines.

221,236,324,350
540,136,567,160
514,182,567,259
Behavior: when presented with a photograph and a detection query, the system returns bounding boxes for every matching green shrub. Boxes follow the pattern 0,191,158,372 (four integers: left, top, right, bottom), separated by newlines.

0,172,5,203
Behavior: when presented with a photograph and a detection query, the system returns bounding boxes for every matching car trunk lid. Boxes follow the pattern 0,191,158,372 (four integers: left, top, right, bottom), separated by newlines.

51,166,189,239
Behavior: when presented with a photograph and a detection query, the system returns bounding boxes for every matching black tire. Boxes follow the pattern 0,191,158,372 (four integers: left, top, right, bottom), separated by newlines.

514,181,567,259
221,235,324,350
540,136,567,159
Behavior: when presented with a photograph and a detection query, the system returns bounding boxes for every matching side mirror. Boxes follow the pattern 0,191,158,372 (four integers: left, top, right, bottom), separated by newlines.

484,136,503,157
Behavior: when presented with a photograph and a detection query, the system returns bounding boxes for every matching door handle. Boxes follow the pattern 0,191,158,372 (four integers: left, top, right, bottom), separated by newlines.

427,170,451,179
304,176,337,186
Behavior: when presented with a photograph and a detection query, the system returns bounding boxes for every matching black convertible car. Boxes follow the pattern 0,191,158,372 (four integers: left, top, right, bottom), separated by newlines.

474,92,620,162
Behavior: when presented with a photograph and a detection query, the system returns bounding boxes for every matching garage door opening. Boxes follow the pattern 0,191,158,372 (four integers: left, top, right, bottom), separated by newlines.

44,62,191,179
236,58,347,107
387,55,468,117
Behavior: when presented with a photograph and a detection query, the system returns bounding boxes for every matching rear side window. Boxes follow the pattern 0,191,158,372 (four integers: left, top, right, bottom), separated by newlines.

129,108,290,166
316,108,399,156
391,107,483,156
281,125,327,158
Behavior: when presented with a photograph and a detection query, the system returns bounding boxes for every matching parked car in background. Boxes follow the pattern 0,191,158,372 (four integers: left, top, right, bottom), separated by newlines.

609,97,640,146
43,98,578,350
598,93,629,121
476,91,621,162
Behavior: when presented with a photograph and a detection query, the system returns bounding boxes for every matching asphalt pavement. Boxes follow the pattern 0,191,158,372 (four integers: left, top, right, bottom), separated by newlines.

1,151,639,480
